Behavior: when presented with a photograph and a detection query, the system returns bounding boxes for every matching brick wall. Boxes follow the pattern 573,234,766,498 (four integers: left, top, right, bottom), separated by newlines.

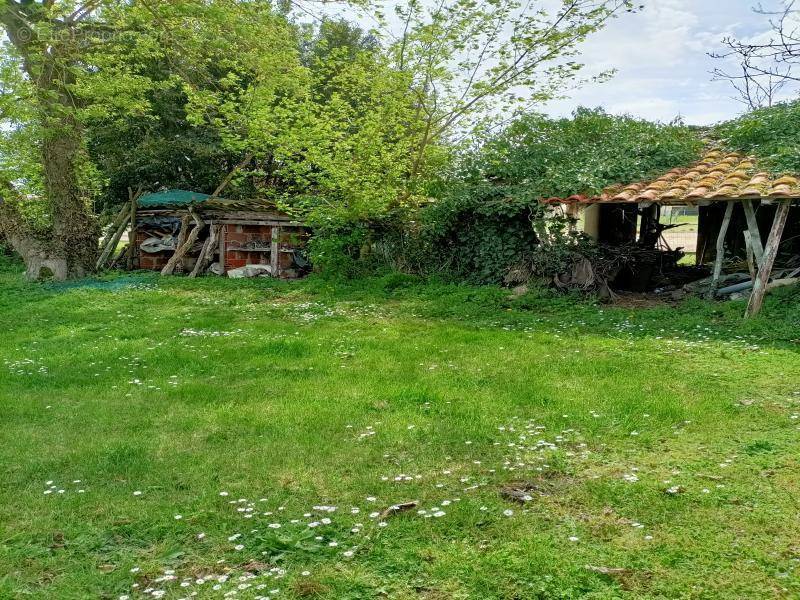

223,224,273,271
135,230,170,271
134,221,305,276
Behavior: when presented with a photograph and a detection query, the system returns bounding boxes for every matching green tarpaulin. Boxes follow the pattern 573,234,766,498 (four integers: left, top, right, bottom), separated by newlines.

137,189,216,209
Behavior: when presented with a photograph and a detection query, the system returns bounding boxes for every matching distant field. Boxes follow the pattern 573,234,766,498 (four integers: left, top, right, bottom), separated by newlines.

663,214,699,233
2,261,799,599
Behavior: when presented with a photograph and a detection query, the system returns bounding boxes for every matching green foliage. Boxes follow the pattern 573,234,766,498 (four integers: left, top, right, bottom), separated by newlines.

463,108,703,200
307,223,376,280
392,108,702,284
714,99,800,174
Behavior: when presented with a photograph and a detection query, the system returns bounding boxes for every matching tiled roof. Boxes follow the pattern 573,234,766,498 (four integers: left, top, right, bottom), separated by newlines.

544,150,800,206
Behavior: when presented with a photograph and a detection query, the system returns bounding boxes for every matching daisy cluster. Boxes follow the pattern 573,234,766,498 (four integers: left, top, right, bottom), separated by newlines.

4,357,48,375
113,408,745,599
42,479,86,495
180,328,244,338
119,416,595,598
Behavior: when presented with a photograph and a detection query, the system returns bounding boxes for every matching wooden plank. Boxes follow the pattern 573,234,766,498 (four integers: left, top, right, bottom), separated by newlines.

741,199,764,267
744,233,756,282
210,152,253,198
97,203,130,260
96,205,131,270
219,224,226,273
746,200,792,318
127,188,138,271
189,230,213,278
207,216,304,226
189,224,219,278
270,225,280,277
708,202,734,298
161,209,205,276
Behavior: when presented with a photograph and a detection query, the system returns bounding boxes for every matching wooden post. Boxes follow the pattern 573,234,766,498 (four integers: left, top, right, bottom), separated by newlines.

638,204,660,248
126,188,138,271
189,223,219,278
270,225,280,277
97,203,130,260
744,233,756,282
96,205,131,270
741,199,764,267
565,203,579,234
161,208,205,276
746,200,792,318
218,224,226,273
210,152,253,198
708,202,734,298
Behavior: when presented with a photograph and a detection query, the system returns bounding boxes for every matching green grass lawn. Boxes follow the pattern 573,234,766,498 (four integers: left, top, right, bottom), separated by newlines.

2,259,800,599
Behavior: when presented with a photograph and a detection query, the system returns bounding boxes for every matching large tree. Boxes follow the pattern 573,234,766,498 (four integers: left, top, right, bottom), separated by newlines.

0,0,303,280
0,1,105,279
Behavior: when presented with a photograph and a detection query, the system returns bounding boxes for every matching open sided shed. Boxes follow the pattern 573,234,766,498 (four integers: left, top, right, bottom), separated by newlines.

104,189,310,279
543,150,800,316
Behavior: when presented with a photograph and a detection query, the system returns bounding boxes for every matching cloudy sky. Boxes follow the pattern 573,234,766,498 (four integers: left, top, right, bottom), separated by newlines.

544,0,794,125
327,0,797,126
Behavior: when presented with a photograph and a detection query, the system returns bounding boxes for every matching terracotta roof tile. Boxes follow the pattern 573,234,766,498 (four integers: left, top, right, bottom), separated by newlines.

548,150,800,206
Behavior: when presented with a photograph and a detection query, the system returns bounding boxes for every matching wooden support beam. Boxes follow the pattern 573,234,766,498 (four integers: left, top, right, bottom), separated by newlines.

270,225,280,277
161,208,205,276
96,205,131,270
741,199,764,267
189,224,219,278
97,203,130,262
638,204,660,248
218,224,226,273
708,202,734,298
746,200,792,318
744,233,756,282
126,187,140,271
210,152,253,199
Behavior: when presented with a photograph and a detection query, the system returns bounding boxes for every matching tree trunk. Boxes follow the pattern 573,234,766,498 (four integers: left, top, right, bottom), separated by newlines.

0,194,68,280
41,125,99,278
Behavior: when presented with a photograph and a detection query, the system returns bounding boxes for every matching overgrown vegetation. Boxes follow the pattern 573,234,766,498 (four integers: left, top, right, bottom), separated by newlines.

1,257,799,598
0,0,636,280
714,99,800,174
374,109,703,284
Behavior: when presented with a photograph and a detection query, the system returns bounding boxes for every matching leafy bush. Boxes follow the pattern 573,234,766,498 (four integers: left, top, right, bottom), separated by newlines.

714,99,800,174
381,108,702,284
307,222,380,280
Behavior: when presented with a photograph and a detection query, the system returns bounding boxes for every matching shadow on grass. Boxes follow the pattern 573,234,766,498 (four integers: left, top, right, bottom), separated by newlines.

2,255,799,353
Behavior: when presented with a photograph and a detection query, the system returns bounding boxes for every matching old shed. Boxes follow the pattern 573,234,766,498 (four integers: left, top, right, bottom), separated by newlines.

112,190,309,278
544,149,800,316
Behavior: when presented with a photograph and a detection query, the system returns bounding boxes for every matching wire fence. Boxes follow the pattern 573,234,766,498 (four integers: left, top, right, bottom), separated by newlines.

660,231,698,253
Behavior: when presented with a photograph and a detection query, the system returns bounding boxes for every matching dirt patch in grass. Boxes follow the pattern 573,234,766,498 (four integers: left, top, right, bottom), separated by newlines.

499,473,575,504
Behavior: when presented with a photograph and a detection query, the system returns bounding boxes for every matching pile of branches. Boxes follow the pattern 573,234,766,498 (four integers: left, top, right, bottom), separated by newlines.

507,242,688,298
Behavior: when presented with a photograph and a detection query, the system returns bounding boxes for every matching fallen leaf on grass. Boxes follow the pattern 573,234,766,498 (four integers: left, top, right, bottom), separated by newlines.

585,565,632,576
379,501,418,519
499,480,551,504
240,560,273,573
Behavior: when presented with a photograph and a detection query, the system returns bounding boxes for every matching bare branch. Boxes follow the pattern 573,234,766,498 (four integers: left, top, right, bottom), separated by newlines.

710,1,800,107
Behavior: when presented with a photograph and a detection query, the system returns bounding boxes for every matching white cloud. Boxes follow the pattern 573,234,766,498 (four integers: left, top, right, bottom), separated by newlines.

543,0,777,124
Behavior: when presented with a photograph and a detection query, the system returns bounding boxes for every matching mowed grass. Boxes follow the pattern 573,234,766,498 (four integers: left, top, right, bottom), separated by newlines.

1,259,800,599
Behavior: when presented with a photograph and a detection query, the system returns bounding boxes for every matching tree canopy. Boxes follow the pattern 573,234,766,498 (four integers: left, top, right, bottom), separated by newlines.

0,0,638,279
